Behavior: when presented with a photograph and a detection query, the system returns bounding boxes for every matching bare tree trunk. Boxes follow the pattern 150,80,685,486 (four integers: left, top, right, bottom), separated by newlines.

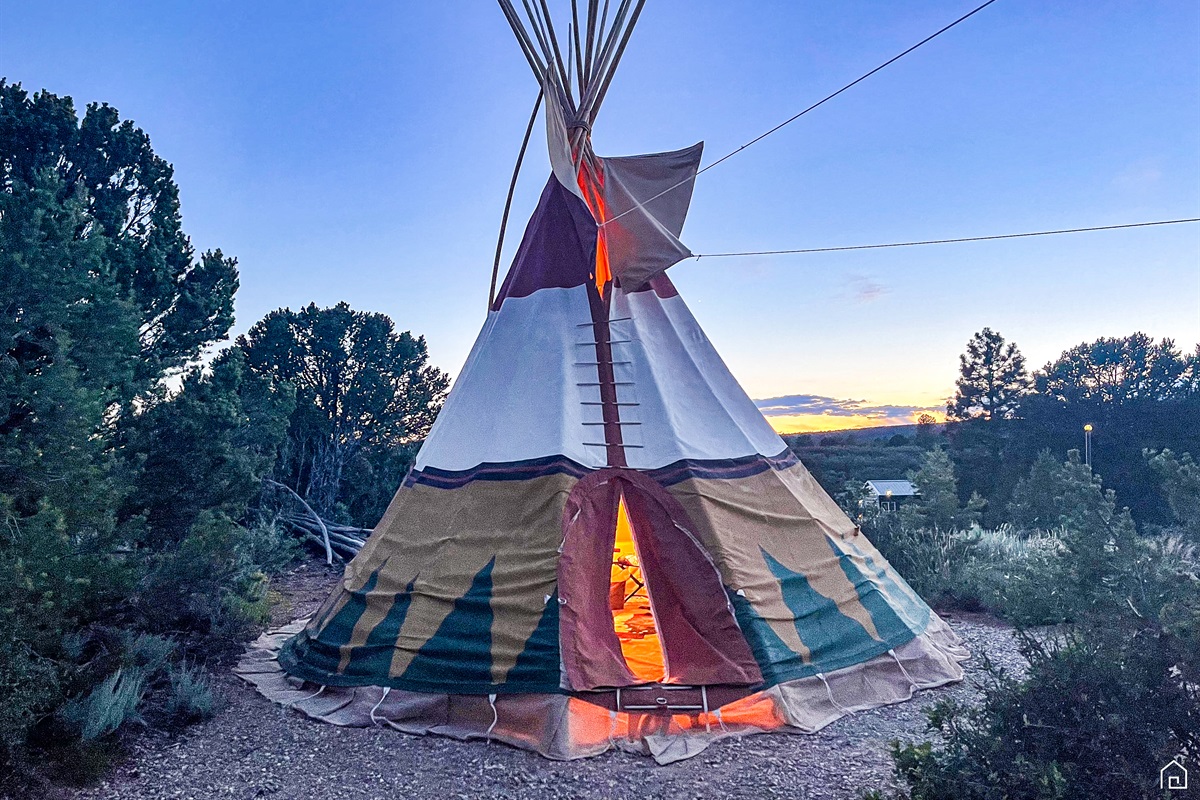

307,437,357,517
265,479,333,565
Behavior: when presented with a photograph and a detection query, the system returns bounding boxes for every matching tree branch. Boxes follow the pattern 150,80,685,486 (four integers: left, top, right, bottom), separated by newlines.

265,478,332,565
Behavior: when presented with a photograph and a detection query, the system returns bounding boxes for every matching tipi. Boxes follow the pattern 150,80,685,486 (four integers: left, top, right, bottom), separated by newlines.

238,0,968,764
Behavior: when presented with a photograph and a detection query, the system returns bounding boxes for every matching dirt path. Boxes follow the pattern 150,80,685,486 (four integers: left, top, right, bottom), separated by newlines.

74,561,1022,800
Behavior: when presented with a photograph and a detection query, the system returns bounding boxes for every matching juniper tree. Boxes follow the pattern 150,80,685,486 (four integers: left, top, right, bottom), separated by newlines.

238,303,450,521
0,83,284,778
0,81,238,400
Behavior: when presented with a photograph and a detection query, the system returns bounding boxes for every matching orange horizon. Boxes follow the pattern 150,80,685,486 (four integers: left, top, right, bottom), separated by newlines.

766,409,947,436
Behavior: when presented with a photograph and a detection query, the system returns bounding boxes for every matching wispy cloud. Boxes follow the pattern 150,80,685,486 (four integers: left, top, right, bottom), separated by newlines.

756,394,927,419
844,274,889,304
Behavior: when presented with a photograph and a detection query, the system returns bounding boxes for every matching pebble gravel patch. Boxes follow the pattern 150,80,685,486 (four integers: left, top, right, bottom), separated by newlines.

73,563,1023,800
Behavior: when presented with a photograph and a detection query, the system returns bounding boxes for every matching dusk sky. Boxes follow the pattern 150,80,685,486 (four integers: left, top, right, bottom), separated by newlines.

4,1,1198,433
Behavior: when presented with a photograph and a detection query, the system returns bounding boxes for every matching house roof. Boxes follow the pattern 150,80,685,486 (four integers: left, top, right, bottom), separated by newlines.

864,480,919,497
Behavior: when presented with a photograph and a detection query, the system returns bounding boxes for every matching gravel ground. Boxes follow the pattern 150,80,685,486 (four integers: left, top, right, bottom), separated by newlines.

73,562,1024,800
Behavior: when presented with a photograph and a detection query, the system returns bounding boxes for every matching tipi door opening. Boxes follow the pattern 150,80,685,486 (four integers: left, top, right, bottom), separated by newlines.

558,469,763,696
610,491,667,683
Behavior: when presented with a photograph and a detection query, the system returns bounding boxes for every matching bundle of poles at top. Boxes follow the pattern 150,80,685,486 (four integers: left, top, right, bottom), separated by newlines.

497,0,647,161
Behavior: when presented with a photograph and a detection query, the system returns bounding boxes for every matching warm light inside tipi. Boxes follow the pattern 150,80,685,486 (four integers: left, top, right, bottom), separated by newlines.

610,494,666,683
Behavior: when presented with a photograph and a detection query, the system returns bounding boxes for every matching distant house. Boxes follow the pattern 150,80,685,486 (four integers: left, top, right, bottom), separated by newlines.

862,480,920,512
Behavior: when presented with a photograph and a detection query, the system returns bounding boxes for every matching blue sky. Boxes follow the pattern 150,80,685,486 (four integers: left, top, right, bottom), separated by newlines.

3,1,1198,431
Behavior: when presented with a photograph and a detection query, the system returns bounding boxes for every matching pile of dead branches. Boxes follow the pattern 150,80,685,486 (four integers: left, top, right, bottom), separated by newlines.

280,513,369,562
264,479,369,563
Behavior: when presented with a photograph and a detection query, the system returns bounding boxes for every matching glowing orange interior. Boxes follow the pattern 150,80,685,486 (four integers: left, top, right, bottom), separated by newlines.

609,493,665,683
577,162,612,296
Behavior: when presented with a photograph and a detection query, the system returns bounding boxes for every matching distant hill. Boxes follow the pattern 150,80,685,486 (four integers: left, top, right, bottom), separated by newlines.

786,422,946,446
781,423,949,499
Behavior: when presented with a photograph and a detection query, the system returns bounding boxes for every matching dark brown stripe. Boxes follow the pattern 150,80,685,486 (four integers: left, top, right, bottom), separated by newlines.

646,448,797,487
406,455,592,489
405,448,796,490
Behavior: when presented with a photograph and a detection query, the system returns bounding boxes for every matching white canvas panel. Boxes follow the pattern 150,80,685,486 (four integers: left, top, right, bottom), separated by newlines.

611,288,787,469
414,285,603,473
543,77,586,202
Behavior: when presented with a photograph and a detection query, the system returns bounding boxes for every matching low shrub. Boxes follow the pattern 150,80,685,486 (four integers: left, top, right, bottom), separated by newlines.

118,631,177,675
137,511,275,660
958,528,1073,625
871,451,1200,799
61,668,146,742
864,514,1073,625
242,519,302,575
887,617,1198,800
864,514,979,609
0,508,286,794
0,637,61,767
161,663,217,727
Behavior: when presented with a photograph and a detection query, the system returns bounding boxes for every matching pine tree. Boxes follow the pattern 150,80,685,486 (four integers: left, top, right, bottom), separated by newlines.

1146,448,1200,542
1006,449,1064,531
1035,333,1190,404
947,328,1031,421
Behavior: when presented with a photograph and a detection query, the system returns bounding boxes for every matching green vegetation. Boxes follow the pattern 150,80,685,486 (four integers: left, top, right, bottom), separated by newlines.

0,82,446,794
947,326,1031,422
860,443,1198,799
1147,448,1200,543
788,440,931,506
1,76,1194,798
948,329,1200,528
855,329,1198,798
887,615,1197,800
857,449,1064,623
239,302,449,525
796,329,1199,535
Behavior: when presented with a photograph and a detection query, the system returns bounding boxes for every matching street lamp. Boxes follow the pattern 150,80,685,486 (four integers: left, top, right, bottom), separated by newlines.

1083,424,1093,469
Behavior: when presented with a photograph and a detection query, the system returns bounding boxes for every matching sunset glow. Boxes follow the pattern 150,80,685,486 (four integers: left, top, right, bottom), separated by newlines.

766,408,947,436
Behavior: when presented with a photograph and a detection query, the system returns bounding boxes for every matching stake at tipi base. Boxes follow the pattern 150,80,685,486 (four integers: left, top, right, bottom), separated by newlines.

237,0,969,763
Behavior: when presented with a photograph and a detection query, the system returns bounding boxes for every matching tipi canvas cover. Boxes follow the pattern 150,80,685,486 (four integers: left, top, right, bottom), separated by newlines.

238,0,968,764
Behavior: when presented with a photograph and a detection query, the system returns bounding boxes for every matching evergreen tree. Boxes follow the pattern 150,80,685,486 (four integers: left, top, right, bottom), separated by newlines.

0,81,238,398
915,413,938,447
903,448,984,531
947,327,1030,422
1005,450,1140,607
1011,334,1200,527
1006,449,1068,531
0,83,285,783
1036,333,1191,404
944,329,1030,524
238,302,450,522
1145,448,1200,542
125,349,295,543
0,170,128,528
